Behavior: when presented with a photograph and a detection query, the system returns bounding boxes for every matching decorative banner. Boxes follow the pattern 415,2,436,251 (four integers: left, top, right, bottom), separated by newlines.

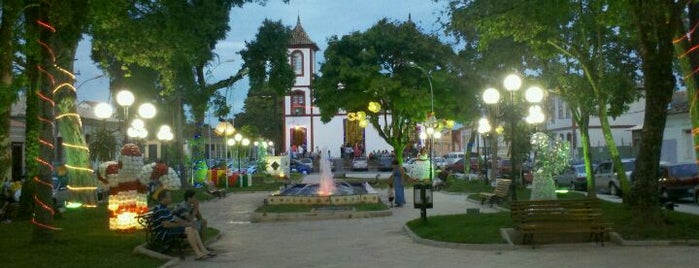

266,155,290,178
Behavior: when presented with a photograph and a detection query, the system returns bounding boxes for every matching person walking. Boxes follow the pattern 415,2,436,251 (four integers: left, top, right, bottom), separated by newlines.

390,159,407,207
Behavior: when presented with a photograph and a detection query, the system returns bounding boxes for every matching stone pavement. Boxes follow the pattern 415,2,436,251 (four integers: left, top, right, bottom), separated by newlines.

170,185,698,268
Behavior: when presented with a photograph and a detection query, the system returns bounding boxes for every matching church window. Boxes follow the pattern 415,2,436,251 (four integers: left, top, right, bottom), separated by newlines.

292,51,303,75
291,90,305,115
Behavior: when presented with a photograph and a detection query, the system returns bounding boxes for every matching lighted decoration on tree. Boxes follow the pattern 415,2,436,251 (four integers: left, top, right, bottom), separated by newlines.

367,101,381,113
529,132,572,200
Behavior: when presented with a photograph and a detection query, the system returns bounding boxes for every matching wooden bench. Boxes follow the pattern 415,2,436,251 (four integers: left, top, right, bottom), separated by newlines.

510,198,613,248
205,181,226,199
480,179,511,206
136,211,186,259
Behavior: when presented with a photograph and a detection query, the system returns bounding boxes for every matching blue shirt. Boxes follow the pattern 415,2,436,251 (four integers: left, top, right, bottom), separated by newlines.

152,204,176,240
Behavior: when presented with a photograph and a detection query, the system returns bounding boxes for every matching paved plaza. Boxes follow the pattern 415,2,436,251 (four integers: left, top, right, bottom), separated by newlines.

170,180,699,268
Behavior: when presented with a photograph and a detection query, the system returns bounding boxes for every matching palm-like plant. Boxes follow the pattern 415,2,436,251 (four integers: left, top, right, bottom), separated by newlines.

89,128,117,162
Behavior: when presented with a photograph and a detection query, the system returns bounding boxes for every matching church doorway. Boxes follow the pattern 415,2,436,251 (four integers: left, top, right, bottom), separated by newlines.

290,126,307,157
343,119,365,156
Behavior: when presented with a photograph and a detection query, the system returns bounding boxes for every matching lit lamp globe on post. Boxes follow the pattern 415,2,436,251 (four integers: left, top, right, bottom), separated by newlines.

138,102,157,119
94,102,114,120
157,125,174,163
241,138,251,187
116,90,134,142
234,133,243,176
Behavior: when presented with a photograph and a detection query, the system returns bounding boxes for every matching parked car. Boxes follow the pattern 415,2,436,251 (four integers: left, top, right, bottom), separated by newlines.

446,157,479,174
377,156,394,171
498,159,512,176
554,164,596,190
444,152,465,165
658,163,699,200
290,159,314,174
404,157,436,179
694,185,699,205
432,157,448,170
351,157,369,171
593,158,636,196
299,158,314,167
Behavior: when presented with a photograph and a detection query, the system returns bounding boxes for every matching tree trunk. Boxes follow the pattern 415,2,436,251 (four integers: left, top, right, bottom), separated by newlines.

0,0,22,181
28,1,57,242
597,103,631,198
626,0,677,221
577,115,596,198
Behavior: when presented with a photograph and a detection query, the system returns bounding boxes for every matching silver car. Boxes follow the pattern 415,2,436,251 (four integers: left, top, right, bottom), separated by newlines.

593,158,635,196
351,157,369,171
554,164,596,190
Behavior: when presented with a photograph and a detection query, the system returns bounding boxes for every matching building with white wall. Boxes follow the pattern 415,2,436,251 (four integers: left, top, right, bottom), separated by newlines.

282,18,392,158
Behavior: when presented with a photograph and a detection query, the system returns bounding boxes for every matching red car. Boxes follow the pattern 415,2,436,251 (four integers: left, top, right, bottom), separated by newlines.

659,163,699,200
446,157,479,173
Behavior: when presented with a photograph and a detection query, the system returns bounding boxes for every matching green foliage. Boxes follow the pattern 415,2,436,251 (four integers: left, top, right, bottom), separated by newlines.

235,19,295,146
315,19,471,163
88,128,117,162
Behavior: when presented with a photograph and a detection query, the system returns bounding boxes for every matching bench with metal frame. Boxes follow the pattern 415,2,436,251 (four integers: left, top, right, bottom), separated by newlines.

136,211,187,259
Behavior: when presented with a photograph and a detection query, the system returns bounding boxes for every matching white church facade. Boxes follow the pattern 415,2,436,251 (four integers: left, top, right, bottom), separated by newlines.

282,18,393,158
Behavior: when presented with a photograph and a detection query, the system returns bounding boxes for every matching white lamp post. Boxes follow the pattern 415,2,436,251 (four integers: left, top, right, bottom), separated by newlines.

215,120,235,188
116,90,134,143
482,73,545,200
157,125,174,163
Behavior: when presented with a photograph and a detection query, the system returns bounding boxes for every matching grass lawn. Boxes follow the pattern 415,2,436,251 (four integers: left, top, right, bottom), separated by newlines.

255,202,389,213
407,212,512,244
410,182,699,243
0,188,221,267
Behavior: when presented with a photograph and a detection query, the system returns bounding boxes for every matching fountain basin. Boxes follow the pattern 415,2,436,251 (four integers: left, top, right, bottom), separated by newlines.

265,182,380,205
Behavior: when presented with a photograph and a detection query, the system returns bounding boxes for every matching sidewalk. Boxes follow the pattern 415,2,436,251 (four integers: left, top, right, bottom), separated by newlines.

169,189,699,268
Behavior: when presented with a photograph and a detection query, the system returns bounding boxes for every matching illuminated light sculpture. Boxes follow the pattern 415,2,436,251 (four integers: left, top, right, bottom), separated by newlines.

107,144,148,231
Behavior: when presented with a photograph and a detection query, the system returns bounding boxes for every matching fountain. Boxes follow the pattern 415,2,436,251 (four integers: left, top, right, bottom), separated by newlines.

265,147,379,205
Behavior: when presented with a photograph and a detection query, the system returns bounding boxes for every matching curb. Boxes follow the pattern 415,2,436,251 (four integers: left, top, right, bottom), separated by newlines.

250,209,392,222
610,232,699,246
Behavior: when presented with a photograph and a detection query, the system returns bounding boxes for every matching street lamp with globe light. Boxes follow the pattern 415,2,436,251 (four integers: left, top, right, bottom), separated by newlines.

481,74,545,200
156,125,174,163
215,120,235,188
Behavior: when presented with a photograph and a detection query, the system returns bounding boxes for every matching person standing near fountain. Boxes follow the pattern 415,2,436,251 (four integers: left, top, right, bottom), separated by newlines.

390,159,407,207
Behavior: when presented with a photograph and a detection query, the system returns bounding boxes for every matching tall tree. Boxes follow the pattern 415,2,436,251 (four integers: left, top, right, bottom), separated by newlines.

23,0,61,242
236,19,296,148
90,1,289,169
315,19,469,165
445,0,639,199
626,0,681,219
0,0,23,184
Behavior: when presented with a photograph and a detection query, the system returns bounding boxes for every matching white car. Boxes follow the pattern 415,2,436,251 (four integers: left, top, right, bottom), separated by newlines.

351,157,369,171
432,157,448,170
403,157,435,179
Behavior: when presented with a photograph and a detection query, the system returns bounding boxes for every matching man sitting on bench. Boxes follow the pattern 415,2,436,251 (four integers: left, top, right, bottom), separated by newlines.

153,190,216,260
